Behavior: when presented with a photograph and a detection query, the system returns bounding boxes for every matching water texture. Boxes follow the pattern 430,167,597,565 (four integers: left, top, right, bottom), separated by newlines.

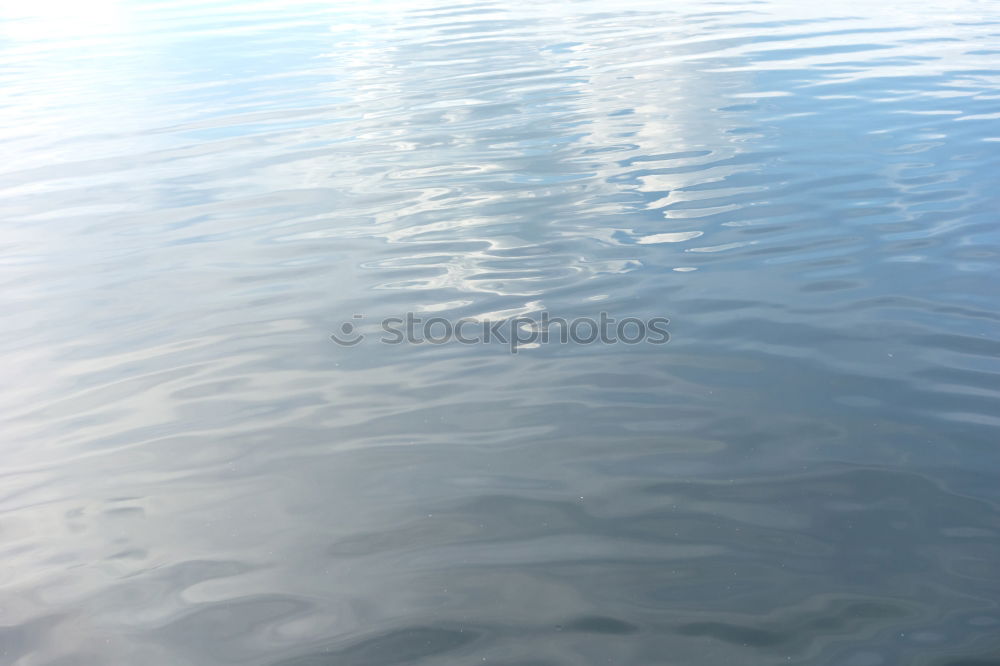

1,0,999,664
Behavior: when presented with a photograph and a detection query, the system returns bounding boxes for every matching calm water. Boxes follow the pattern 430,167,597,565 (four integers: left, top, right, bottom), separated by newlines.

2,0,1000,664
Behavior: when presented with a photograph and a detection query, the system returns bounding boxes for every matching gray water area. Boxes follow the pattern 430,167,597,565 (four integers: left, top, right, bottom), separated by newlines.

1,0,999,664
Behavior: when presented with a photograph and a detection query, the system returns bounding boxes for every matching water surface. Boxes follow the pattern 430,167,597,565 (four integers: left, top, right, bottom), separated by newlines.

2,0,1000,664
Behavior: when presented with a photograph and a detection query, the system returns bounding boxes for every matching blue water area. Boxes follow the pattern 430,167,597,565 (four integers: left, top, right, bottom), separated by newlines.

1,0,999,664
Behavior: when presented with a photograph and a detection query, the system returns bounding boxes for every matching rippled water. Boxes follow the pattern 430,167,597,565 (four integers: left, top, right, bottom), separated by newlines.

3,0,1000,664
